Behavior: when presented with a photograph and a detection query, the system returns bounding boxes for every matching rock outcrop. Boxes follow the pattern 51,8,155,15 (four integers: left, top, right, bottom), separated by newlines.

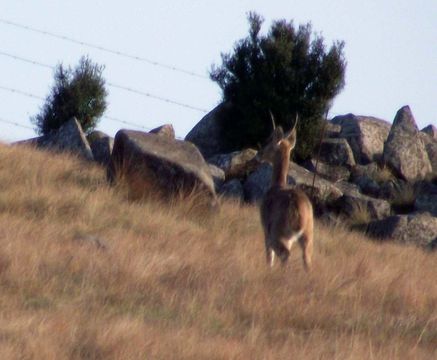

418,132,437,175
108,129,216,201
185,102,232,159
334,192,391,221
88,131,113,166
303,159,350,183
11,104,436,251
415,182,437,216
149,124,175,139
39,118,94,161
318,138,356,167
219,179,244,200
331,114,390,164
243,161,343,205
243,163,272,203
208,148,259,180
367,213,437,249
421,124,437,139
208,164,225,192
383,106,432,181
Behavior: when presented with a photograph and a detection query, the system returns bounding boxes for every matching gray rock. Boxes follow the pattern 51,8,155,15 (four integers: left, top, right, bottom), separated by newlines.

12,136,42,147
415,194,437,216
383,106,432,182
350,163,385,197
149,124,175,139
243,161,343,205
418,132,437,175
378,179,410,201
208,148,258,179
90,136,114,166
219,179,244,201
334,180,362,197
415,182,437,216
367,213,437,249
318,138,356,167
87,130,109,144
421,124,437,139
287,162,343,201
303,159,350,182
208,164,225,192
324,121,342,138
425,141,437,175
243,163,272,203
38,118,93,161
350,162,381,179
108,129,216,201
352,176,381,197
334,192,391,221
185,102,232,159
332,114,390,164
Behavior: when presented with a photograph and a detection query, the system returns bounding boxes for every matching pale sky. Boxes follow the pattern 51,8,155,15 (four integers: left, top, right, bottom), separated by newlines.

1,0,436,143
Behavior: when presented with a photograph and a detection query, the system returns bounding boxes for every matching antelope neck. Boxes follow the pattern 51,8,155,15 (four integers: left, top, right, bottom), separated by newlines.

272,144,291,188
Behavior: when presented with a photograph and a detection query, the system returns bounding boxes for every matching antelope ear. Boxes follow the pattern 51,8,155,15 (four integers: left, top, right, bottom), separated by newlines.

286,126,297,149
285,115,298,149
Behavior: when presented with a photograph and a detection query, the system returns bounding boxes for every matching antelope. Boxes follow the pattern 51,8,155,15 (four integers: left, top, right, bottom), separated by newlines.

260,114,314,270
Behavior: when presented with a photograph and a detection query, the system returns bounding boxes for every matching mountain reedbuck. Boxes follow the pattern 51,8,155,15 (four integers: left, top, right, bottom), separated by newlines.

260,115,314,270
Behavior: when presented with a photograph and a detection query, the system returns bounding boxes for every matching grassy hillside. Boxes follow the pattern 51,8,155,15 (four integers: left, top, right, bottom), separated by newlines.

0,143,436,359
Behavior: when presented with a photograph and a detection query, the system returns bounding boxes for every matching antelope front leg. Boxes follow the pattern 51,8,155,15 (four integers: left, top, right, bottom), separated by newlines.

299,233,313,272
266,246,275,267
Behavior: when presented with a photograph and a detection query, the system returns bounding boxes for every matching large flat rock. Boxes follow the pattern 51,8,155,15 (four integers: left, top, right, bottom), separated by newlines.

108,129,216,201
332,114,390,164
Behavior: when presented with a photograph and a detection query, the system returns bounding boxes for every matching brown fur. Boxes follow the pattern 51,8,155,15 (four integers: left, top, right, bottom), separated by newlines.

260,123,314,269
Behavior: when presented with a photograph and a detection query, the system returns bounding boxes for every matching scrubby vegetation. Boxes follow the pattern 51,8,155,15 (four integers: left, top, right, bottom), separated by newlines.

0,143,436,359
32,56,107,135
210,12,346,160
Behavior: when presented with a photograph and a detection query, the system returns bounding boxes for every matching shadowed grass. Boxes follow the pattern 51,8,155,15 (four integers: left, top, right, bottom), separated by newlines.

0,143,436,359
390,182,418,214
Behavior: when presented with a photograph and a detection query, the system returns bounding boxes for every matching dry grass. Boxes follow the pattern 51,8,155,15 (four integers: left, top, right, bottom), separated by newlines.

347,202,371,229
373,165,395,184
0,143,436,359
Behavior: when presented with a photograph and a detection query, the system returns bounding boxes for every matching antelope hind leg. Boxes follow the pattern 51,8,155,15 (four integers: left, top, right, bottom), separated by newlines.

299,230,313,271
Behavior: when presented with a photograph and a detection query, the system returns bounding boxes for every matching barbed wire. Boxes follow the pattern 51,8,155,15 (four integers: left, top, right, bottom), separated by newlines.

0,50,53,69
0,117,34,130
0,50,208,113
0,85,44,100
106,82,207,112
0,18,209,79
103,115,152,131
0,85,186,138
1,50,350,119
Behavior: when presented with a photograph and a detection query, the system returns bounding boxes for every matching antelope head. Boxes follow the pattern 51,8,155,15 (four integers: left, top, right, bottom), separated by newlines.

259,112,298,164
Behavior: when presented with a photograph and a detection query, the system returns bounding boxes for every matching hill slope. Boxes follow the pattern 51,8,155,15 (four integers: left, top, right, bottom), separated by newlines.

0,144,436,359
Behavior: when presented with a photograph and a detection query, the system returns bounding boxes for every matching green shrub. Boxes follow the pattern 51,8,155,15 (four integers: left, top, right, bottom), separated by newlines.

210,12,346,160
32,56,107,135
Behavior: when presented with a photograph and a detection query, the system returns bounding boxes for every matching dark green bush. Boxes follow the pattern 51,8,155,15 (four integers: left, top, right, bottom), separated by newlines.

33,56,107,135
210,12,346,160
